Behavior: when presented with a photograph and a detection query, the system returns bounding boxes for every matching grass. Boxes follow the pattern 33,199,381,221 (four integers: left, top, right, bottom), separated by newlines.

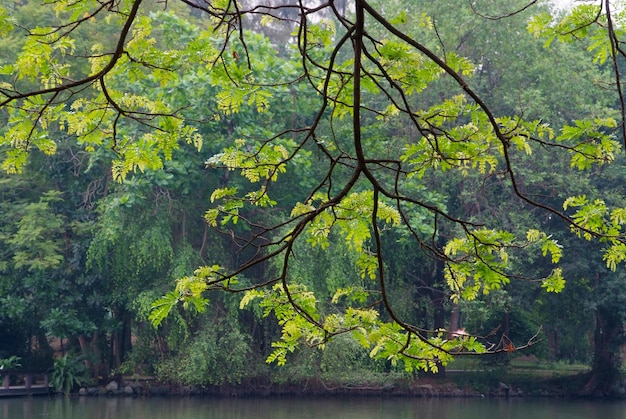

448,355,590,374
445,355,593,395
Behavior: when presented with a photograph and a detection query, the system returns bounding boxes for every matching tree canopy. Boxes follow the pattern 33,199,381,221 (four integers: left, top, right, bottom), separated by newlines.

2,0,626,395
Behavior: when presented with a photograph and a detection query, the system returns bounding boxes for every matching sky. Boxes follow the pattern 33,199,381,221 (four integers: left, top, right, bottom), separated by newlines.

550,0,579,11
551,0,603,10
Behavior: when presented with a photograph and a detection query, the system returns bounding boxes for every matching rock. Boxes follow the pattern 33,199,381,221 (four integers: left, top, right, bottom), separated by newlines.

129,383,143,395
124,385,134,396
78,387,88,396
383,383,395,392
105,380,118,393
414,384,432,396
149,385,168,396
498,382,511,396
610,381,623,396
451,389,465,397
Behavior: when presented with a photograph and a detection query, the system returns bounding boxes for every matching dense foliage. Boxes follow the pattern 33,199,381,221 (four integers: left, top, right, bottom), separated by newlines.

1,0,626,396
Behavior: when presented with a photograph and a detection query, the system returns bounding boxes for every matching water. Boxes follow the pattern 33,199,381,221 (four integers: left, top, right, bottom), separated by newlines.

0,396,624,419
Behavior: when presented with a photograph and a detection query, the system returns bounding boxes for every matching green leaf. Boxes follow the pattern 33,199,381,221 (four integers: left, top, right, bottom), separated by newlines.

541,268,565,293
149,291,179,327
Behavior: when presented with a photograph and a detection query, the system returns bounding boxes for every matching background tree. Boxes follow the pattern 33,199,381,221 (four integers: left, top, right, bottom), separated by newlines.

1,0,626,395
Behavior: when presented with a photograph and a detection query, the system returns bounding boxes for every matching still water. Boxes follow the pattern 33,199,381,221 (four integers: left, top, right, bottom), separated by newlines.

0,396,624,419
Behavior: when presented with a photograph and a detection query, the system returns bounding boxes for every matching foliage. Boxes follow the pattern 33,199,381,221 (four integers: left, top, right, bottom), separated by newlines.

50,353,89,396
1,0,626,393
2,190,65,271
0,356,21,370
319,334,390,382
155,318,253,386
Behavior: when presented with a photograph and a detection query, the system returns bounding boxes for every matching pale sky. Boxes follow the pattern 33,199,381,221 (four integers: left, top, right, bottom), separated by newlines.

550,0,578,11
550,0,603,10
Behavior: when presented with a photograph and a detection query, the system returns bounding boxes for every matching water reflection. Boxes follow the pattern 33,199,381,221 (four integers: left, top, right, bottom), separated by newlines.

0,396,624,419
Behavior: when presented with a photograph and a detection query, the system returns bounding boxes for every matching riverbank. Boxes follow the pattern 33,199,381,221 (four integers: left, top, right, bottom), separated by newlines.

73,369,626,400
73,378,519,399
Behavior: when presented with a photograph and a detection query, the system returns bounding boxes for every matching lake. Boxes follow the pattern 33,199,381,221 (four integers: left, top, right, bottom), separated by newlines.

0,396,624,419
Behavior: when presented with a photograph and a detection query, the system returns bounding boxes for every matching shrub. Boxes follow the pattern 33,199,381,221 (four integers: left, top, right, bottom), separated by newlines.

50,353,89,396
156,319,253,386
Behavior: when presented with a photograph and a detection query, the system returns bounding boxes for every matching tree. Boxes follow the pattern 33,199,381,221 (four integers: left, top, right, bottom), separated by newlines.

1,0,626,389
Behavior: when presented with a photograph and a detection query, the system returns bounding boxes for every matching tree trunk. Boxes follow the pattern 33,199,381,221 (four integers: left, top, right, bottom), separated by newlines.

546,328,559,360
112,312,133,370
580,306,623,396
448,303,460,335
78,332,103,380
428,255,447,377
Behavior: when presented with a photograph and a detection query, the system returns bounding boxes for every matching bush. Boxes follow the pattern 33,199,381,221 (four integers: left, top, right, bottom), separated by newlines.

0,355,21,369
156,319,253,386
319,334,400,384
320,335,370,380
50,353,89,396
268,346,319,385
